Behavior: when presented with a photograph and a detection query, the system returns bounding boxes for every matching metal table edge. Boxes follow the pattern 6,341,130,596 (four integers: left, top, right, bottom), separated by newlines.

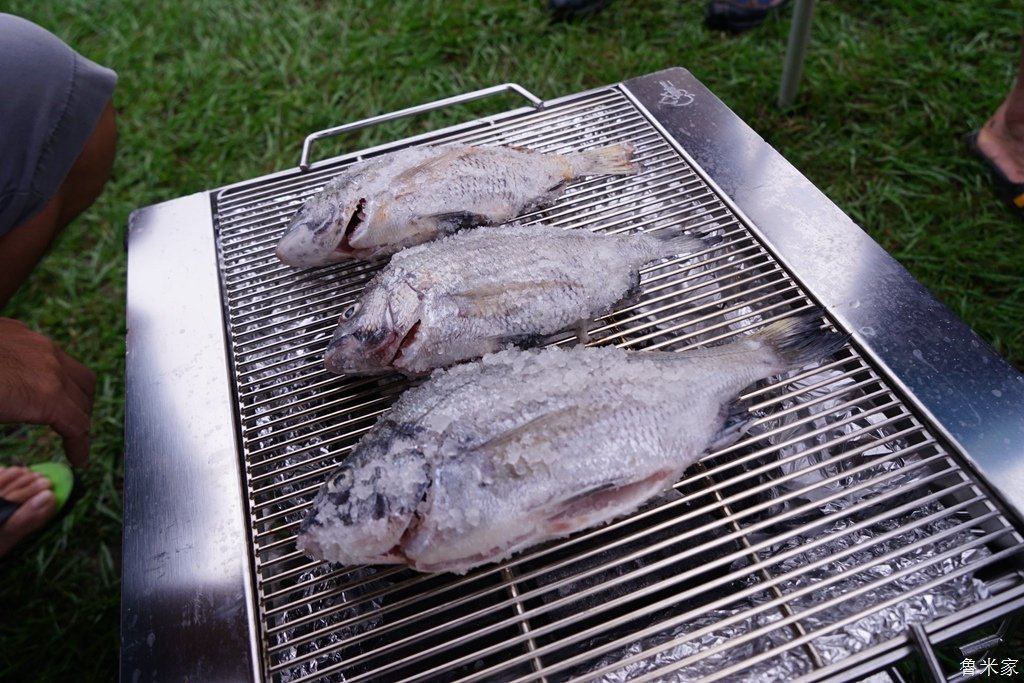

119,70,1024,681
122,191,261,681
620,66,1024,524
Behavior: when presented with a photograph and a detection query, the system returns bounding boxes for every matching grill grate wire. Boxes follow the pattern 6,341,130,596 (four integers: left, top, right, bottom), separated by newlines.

211,86,1024,682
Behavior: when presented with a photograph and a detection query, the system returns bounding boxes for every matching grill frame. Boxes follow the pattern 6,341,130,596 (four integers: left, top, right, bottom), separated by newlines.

122,67,1024,682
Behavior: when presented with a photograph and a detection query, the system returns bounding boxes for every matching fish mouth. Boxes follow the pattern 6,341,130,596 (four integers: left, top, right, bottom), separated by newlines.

370,480,432,567
324,320,422,375
389,321,422,369
334,198,367,257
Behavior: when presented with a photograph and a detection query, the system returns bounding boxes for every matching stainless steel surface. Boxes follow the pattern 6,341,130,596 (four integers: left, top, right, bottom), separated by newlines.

122,192,261,681
629,69,1024,518
124,68,1024,681
908,623,945,683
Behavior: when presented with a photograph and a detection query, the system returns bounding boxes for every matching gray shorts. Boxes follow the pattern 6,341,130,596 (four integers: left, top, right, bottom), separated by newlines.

0,13,118,235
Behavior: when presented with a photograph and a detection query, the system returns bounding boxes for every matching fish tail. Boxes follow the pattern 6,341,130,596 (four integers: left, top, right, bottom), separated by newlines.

567,142,641,177
754,313,850,369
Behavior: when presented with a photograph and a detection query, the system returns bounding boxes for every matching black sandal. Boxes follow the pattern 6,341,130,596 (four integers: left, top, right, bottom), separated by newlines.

965,130,1024,219
548,0,612,22
705,0,790,33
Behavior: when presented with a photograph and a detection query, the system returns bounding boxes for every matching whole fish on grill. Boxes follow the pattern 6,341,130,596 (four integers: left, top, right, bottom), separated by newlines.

275,142,640,266
324,223,709,376
297,314,848,574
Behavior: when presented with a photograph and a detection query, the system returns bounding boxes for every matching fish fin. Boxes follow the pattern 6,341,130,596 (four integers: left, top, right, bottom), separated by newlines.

392,147,478,185
753,314,850,368
566,142,641,177
491,329,573,351
476,319,589,352
449,280,574,318
468,405,601,472
430,211,493,236
574,319,590,345
544,179,570,196
544,468,679,534
637,486,685,511
707,398,754,452
645,227,723,259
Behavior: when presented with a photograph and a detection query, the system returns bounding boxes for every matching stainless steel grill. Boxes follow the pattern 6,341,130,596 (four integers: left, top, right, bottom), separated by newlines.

123,69,1024,682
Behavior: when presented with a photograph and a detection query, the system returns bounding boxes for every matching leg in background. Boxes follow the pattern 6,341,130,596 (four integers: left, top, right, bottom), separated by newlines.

975,36,1024,185
0,100,117,310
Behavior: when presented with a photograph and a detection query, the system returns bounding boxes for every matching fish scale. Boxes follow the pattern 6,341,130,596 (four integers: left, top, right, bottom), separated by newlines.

274,142,640,265
298,314,849,574
324,222,708,376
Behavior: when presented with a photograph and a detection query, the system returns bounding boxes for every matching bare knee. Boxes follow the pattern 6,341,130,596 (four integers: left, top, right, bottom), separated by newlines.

0,199,63,309
0,101,117,308
57,100,118,228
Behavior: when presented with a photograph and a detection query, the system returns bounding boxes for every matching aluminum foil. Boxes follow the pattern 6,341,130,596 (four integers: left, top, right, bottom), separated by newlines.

273,566,384,683
582,505,990,682
573,355,993,682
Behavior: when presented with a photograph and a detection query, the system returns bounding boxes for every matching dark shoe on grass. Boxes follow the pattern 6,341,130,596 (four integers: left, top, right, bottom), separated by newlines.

965,130,1024,220
549,0,612,22
705,0,789,33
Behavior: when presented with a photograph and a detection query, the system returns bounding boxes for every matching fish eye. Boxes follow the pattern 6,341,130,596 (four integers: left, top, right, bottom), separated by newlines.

342,303,361,320
328,468,353,491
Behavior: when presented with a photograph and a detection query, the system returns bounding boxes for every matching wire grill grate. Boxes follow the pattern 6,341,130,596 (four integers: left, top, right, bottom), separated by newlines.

212,86,1024,682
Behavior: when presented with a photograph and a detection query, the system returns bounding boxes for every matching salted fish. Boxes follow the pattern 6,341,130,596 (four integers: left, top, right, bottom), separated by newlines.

324,223,707,376
275,142,640,266
297,314,848,574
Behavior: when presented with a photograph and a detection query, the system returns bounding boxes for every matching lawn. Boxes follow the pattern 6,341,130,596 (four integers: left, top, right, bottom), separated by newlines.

0,1,1021,680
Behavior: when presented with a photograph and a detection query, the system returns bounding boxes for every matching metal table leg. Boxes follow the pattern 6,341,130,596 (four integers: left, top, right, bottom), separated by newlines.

778,0,816,108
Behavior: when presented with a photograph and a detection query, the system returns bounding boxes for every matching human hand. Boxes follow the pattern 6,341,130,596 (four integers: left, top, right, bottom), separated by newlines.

0,318,96,467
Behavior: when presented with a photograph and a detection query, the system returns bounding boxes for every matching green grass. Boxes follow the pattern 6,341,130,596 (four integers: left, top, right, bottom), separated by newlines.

0,1,1021,680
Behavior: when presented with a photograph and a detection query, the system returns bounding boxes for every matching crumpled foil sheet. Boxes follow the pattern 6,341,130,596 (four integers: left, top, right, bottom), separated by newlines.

573,345,993,682
582,506,990,682
272,566,385,683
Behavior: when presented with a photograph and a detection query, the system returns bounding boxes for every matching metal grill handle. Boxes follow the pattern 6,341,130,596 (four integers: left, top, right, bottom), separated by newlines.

298,83,544,171
909,622,947,683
